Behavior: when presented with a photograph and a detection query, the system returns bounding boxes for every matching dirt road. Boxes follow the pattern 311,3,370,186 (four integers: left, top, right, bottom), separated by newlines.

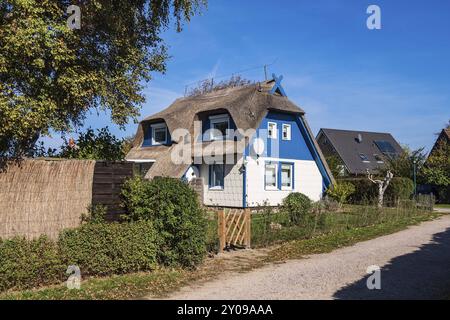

162,215,450,300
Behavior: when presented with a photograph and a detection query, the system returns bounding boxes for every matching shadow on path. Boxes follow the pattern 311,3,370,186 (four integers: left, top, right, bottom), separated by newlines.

333,227,450,299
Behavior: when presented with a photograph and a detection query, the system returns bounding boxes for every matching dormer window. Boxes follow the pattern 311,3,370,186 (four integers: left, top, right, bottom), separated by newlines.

151,123,167,145
209,114,230,140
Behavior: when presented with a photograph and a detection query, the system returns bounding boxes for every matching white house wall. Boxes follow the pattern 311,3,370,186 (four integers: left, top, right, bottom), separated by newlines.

245,156,323,206
200,163,244,207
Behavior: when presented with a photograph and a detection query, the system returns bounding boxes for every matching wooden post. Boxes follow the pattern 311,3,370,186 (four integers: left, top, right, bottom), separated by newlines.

245,208,251,249
218,209,226,253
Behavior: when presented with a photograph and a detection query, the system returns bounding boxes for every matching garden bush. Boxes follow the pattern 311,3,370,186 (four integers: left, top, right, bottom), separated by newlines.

340,177,414,206
59,221,157,276
121,176,207,268
0,236,64,291
281,192,313,226
326,182,356,208
340,178,377,204
0,220,157,292
384,177,414,203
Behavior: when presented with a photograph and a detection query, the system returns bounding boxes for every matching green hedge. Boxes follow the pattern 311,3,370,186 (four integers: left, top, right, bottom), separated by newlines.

121,176,207,268
0,221,157,292
59,221,157,276
340,177,414,205
0,236,64,291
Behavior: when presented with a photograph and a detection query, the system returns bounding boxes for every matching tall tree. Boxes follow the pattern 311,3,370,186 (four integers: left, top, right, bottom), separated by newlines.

0,0,206,161
423,139,450,187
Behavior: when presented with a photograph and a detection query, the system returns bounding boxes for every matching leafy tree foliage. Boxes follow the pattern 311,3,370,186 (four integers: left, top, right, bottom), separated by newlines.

380,146,427,183
423,139,450,187
0,0,206,160
325,155,345,178
59,127,125,160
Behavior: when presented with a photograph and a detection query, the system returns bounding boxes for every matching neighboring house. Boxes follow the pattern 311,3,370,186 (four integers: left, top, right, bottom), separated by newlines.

126,77,334,207
316,128,403,176
427,128,450,160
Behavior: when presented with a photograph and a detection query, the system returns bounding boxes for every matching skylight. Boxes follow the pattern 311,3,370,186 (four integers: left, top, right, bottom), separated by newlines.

374,140,397,158
359,153,369,162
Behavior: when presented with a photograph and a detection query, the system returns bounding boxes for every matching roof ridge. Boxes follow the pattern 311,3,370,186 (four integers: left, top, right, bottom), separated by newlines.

321,128,394,135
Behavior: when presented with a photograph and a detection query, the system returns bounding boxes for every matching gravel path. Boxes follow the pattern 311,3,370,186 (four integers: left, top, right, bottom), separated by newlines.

164,215,450,300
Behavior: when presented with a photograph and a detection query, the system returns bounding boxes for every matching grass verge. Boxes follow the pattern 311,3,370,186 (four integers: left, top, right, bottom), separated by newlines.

266,211,442,262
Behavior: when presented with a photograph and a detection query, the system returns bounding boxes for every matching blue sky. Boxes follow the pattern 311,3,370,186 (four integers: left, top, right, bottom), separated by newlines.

45,0,450,153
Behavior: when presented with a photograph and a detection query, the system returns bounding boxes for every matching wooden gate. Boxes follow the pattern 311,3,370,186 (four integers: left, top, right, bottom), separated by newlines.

217,208,251,253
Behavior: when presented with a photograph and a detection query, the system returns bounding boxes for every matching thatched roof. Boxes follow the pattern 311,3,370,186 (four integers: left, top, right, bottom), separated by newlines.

126,81,318,179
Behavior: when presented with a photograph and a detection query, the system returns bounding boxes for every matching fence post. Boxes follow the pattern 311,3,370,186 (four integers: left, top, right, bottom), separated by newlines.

218,209,226,253
245,208,251,249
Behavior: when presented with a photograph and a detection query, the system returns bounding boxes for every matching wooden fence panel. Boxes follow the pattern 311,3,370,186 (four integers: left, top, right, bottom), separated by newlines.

91,161,134,221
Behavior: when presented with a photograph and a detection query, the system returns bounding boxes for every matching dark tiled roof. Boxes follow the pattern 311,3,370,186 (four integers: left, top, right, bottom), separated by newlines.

318,128,403,175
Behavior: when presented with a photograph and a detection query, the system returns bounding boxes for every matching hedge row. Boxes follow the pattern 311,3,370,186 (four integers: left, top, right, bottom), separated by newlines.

0,221,157,292
339,177,414,205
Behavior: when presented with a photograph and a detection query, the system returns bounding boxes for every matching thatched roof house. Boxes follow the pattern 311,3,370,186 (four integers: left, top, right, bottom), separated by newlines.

127,77,334,207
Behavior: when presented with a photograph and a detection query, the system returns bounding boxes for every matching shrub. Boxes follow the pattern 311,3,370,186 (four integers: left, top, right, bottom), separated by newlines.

81,204,107,224
384,177,414,204
341,177,414,206
58,221,157,276
281,193,312,226
121,176,207,268
0,236,64,291
340,178,378,204
326,182,356,207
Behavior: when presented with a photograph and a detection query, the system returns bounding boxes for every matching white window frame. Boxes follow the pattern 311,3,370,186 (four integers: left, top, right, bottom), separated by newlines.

282,124,291,140
264,162,278,190
209,114,230,141
151,123,167,145
209,163,225,190
281,163,293,190
268,122,277,139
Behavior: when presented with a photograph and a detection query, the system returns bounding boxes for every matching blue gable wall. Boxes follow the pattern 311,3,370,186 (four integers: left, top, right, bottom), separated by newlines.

256,111,314,160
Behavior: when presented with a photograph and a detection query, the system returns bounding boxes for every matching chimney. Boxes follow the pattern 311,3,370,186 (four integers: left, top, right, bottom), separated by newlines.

357,133,363,143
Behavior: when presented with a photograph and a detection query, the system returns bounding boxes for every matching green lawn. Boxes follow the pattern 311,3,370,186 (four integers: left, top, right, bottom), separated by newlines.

0,205,441,300
435,204,450,209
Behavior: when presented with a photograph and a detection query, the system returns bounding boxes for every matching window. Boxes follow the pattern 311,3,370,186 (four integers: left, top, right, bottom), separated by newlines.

374,154,384,163
209,114,229,140
265,163,278,189
268,122,277,139
281,163,293,190
209,163,224,189
133,162,153,177
151,123,167,145
282,124,291,140
359,153,369,162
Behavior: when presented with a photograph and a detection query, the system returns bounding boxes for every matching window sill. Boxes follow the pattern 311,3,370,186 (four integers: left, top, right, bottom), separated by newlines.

209,187,224,191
